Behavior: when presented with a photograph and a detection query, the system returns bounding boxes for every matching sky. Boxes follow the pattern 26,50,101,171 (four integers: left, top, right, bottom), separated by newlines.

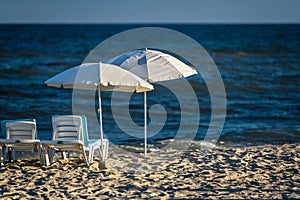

0,0,299,23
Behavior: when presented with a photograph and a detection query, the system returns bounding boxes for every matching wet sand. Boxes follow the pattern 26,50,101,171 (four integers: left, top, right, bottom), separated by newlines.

0,143,299,199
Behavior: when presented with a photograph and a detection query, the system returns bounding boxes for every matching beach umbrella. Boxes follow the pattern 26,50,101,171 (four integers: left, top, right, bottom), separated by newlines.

45,62,154,160
107,48,198,155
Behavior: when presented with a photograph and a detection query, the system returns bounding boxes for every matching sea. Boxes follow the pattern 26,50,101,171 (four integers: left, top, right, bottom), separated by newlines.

0,24,299,147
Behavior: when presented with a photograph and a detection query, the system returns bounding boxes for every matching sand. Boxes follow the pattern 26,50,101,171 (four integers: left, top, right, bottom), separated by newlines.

0,143,299,199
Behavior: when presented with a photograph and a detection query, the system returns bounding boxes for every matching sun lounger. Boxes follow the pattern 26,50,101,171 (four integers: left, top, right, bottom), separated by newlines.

41,115,108,166
0,120,42,165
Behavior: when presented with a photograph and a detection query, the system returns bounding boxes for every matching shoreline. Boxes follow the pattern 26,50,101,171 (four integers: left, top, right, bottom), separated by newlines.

0,143,299,199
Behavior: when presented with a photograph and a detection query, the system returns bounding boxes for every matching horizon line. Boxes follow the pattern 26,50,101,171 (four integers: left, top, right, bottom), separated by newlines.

0,21,300,25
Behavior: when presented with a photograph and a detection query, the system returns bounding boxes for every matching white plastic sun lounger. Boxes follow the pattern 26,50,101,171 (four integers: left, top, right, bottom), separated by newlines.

0,120,42,165
41,115,108,166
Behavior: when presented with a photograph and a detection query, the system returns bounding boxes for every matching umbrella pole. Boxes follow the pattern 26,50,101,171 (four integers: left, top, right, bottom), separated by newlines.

144,91,147,156
98,87,105,161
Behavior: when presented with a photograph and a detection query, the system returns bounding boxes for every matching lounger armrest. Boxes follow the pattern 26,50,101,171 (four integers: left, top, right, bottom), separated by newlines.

86,139,108,146
87,139,101,147
41,140,84,145
0,139,40,144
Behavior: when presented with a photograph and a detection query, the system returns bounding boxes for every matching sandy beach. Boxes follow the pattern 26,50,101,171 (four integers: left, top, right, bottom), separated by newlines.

0,143,299,199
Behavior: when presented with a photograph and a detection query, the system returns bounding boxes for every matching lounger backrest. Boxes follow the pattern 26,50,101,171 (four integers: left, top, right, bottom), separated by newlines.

1,118,36,139
6,121,36,140
52,115,83,141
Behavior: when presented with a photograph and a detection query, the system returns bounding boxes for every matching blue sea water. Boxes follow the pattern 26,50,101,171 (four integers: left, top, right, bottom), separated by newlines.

0,24,299,146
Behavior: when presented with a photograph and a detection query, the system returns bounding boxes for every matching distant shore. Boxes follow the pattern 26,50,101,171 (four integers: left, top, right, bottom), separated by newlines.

0,143,299,199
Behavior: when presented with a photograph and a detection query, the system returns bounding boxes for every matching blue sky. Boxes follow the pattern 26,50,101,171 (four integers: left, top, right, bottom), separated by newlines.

0,0,299,23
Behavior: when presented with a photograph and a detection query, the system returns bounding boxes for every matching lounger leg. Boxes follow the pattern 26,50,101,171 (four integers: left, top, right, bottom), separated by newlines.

2,147,7,164
61,151,67,160
43,145,50,166
36,143,43,166
88,147,94,164
49,148,55,163
12,151,15,162
0,146,3,166
8,147,13,162
81,145,89,167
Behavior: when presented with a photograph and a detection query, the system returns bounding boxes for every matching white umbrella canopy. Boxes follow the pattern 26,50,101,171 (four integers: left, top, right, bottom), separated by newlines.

45,62,153,92
107,48,198,155
107,48,197,83
45,62,154,160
